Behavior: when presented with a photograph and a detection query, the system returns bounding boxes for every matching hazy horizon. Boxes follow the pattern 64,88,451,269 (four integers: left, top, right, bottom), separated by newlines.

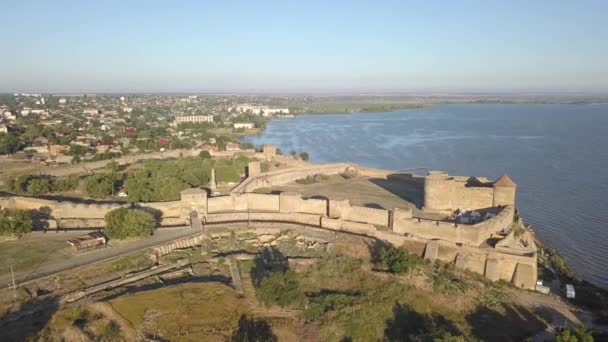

2,0,607,93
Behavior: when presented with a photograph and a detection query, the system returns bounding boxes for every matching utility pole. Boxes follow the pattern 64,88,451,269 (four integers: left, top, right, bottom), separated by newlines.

10,265,16,297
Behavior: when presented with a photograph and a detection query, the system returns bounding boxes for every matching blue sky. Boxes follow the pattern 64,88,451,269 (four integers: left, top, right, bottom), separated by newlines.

1,0,607,93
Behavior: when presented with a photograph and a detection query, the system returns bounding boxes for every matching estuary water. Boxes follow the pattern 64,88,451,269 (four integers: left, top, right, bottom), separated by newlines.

243,104,608,289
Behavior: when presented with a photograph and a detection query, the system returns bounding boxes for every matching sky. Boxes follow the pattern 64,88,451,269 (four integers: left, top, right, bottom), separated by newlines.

1,0,607,94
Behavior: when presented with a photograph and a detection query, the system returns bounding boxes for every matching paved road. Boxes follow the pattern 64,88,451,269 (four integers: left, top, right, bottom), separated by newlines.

1,226,200,289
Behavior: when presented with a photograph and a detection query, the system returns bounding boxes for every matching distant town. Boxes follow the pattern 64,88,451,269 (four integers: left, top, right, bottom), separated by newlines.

1,92,606,165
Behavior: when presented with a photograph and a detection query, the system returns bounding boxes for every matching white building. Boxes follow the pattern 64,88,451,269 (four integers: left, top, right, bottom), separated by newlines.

58,98,67,104
0,124,8,133
233,122,255,129
2,110,16,121
234,105,289,116
83,108,99,115
173,115,214,126
122,107,133,113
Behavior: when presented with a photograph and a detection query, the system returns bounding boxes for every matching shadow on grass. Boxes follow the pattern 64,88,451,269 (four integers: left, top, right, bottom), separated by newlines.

231,315,277,342
95,274,233,302
466,304,548,342
384,302,462,341
251,247,288,288
0,295,60,341
365,238,390,265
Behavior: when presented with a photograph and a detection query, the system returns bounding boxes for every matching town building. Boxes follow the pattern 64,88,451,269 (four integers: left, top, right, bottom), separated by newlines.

226,142,241,151
173,115,214,126
233,122,255,129
233,105,290,116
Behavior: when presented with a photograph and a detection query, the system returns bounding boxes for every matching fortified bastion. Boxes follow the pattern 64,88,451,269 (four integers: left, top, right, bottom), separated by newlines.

0,162,536,289
424,171,517,213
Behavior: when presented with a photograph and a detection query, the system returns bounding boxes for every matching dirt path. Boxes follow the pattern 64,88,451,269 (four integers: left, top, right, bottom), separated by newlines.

0,227,200,289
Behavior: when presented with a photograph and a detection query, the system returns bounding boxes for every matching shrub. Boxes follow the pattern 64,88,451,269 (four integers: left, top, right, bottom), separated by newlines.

256,270,304,307
304,293,356,320
295,174,328,185
104,208,155,239
555,325,594,342
0,209,33,235
299,152,310,161
380,246,421,274
100,321,120,339
199,150,212,159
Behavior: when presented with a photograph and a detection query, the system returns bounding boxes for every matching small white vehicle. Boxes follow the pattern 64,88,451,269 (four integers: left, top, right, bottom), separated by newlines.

565,284,576,299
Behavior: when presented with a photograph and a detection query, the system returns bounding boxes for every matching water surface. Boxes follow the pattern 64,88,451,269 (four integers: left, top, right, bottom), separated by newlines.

243,104,608,289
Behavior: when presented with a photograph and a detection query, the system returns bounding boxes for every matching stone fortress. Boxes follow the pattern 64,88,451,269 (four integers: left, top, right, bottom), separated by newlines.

0,146,537,289
424,170,516,213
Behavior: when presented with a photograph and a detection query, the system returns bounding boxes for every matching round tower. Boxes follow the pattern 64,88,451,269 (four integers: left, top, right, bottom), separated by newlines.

423,171,450,211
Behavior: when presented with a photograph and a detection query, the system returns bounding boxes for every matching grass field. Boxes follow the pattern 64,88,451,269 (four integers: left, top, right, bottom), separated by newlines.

256,174,421,212
110,282,247,340
0,237,72,281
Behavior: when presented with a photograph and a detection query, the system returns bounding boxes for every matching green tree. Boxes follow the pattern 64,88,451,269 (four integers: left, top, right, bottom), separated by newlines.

68,144,88,157
54,175,80,192
199,150,212,159
380,246,421,274
104,208,155,239
26,178,53,195
0,209,33,235
85,173,119,198
299,152,310,161
256,271,304,308
554,325,594,342
0,133,20,155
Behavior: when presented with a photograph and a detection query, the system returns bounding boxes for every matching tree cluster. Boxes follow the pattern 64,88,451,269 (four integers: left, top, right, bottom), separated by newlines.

104,207,155,239
85,173,121,198
0,209,33,235
124,156,248,202
8,175,80,196
0,133,21,155
554,325,594,342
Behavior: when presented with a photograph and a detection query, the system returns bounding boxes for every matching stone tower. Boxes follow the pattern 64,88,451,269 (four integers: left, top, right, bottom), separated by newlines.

492,174,516,207
423,171,452,212
210,168,217,192
248,161,261,177
263,144,277,158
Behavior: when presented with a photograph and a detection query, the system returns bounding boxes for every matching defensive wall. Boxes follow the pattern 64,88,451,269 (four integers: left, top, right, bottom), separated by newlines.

231,163,358,193
39,148,260,177
0,186,535,289
423,171,517,213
